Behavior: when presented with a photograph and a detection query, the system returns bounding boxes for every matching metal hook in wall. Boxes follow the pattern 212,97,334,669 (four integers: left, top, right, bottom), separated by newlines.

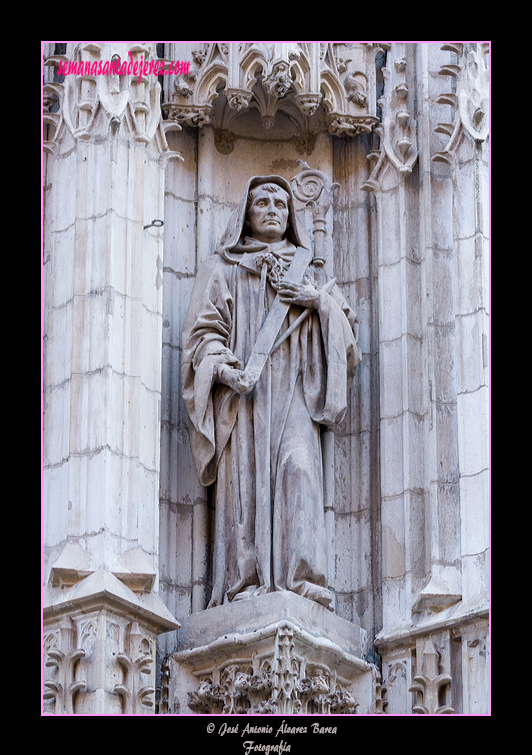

143,219,164,230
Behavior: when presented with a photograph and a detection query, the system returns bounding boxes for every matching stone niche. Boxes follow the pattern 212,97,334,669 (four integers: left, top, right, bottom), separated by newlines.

161,591,380,715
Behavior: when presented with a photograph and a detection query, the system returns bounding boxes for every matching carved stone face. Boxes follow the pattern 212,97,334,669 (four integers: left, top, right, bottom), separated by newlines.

246,184,290,243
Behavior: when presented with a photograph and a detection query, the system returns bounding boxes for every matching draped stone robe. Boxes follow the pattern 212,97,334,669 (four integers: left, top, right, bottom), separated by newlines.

182,228,360,611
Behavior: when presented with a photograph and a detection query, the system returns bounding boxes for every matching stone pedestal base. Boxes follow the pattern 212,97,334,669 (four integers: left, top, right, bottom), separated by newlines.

163,591,380,715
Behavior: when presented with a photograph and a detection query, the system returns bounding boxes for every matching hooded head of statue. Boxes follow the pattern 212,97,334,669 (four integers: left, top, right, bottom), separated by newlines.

215,175,311,260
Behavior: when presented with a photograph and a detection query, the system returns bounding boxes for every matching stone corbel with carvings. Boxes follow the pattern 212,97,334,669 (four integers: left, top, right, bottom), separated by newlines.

179,622,361,716
163,591,379,715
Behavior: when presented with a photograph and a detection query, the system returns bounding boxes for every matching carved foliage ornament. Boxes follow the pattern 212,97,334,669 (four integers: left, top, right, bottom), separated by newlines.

43,617,156,714
409,639,454,714
43,618,86,715
361,42,489,190
183,623,359,715
362,43,418,191
114,622,156,714
433,42,489,164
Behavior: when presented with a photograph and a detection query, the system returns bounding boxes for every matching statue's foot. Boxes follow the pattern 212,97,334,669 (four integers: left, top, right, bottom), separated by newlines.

232,585,258,602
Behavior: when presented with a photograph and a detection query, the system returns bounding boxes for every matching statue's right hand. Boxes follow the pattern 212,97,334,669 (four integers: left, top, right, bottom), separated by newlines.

216,364,255,395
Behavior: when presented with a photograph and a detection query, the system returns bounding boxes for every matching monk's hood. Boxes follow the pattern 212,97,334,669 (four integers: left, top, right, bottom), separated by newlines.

214,175,311,261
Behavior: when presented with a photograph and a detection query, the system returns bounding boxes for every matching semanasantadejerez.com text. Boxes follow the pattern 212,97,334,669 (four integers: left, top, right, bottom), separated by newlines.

56,52,190,82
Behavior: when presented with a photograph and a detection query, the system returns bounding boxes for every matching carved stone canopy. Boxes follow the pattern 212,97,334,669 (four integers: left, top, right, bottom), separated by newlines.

162,42,383,137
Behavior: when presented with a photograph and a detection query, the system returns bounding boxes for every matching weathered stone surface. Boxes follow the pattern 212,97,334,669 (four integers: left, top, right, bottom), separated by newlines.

42,42,490,715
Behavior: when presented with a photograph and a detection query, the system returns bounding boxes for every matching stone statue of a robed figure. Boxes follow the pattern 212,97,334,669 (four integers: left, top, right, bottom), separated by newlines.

181,174,361,610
